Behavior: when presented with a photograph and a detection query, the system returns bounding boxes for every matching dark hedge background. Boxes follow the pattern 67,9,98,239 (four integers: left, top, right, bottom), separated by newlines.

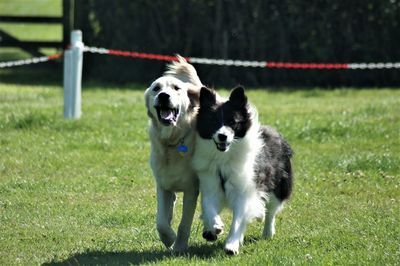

75,0,400,87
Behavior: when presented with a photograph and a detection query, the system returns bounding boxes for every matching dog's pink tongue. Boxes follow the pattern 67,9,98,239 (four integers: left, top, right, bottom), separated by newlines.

160,109,174,120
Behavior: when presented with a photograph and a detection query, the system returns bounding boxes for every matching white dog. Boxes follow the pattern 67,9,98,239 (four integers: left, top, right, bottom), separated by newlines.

144,56,202,252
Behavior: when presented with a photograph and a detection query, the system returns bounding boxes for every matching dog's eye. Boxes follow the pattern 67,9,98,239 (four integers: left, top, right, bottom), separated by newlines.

229,120,244,130
173,85,181,91
153,85,161,92
228,120,238,128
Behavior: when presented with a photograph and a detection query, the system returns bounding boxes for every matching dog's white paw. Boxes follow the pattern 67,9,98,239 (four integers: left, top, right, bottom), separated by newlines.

213,223,224,235
202,223,224,242
224,241,240,255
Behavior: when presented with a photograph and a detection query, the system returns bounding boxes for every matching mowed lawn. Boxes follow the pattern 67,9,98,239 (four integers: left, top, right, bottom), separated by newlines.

0,84,399,265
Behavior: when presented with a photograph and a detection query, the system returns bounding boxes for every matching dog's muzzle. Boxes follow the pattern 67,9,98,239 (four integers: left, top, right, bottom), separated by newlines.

214,133,230,152
156,106,179,126
155,93,179,126
214,141,229,152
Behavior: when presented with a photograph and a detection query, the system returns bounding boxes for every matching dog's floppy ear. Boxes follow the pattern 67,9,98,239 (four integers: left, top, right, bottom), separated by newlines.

229,86,247,106
145,93,155,119
200,86,216,106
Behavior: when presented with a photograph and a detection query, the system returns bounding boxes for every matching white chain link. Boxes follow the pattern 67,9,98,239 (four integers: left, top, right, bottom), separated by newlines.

83,46,109,54
0,56,55,68
348,63,400,69
189,57,266,67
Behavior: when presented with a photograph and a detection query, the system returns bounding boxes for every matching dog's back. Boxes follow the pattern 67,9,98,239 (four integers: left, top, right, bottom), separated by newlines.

253,125,293,239
255,125,293,201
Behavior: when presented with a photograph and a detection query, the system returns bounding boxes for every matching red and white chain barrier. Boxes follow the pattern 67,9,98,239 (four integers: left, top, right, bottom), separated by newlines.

1,45,400,70
0,54,62,68
84,46,400,70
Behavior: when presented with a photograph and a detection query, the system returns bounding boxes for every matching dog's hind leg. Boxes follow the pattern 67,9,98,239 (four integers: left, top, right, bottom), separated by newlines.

156,186,177,249
263,159,292,238
173,188,199,252
262,194,284,238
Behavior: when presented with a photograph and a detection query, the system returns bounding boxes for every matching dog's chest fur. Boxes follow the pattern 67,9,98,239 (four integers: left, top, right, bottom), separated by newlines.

150,131,197,192
193,125,267,221
193,127,262,191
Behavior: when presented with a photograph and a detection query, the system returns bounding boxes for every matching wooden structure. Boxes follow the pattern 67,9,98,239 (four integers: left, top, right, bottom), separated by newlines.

0,0,74,56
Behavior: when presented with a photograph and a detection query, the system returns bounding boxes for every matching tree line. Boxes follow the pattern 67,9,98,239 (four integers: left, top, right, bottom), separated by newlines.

75,0,400,87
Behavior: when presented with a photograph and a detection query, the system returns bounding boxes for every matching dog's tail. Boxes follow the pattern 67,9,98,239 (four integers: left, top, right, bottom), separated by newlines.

165,55,202,87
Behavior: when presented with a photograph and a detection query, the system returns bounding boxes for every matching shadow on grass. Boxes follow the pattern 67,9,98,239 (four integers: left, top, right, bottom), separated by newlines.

43,243,223,265
0,64,64,85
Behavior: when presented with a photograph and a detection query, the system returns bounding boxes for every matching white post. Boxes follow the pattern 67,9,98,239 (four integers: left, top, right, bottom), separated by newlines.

64,30,84,119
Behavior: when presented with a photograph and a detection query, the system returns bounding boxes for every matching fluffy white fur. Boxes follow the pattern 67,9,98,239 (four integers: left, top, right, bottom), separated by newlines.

192,102,268,255
144,56,202,252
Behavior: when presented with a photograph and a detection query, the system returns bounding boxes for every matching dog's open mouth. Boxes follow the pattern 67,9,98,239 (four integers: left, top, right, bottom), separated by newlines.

214,140,229,152
156,106,179,126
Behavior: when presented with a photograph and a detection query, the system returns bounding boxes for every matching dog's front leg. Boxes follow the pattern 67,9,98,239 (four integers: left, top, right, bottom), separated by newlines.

156,186,177,249
224,194,248,255
199,174,224,241
173,188,199,252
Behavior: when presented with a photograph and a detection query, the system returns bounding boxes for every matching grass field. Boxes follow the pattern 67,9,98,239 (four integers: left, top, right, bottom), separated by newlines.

0,83,399,265
1,0,399,264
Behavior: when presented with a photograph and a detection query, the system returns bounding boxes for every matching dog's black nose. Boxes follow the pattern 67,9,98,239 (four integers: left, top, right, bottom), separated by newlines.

218,134,227,142
158,92,170,104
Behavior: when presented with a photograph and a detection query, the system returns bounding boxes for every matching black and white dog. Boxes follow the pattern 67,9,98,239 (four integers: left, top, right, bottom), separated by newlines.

192,86,293,255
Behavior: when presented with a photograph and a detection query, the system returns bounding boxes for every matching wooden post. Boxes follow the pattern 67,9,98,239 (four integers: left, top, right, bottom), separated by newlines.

63,0,74,49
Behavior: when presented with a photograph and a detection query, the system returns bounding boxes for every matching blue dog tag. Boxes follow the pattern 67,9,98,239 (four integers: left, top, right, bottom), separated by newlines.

177,145,188,156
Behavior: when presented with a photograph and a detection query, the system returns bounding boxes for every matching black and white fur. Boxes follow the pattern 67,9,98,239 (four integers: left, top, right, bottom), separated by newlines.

192,86,293,255
144,56,202,252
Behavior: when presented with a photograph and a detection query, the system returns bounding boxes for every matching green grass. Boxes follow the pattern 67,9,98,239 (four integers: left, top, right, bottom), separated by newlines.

0,0,61,16
0,84,399,265
1,1,399,264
